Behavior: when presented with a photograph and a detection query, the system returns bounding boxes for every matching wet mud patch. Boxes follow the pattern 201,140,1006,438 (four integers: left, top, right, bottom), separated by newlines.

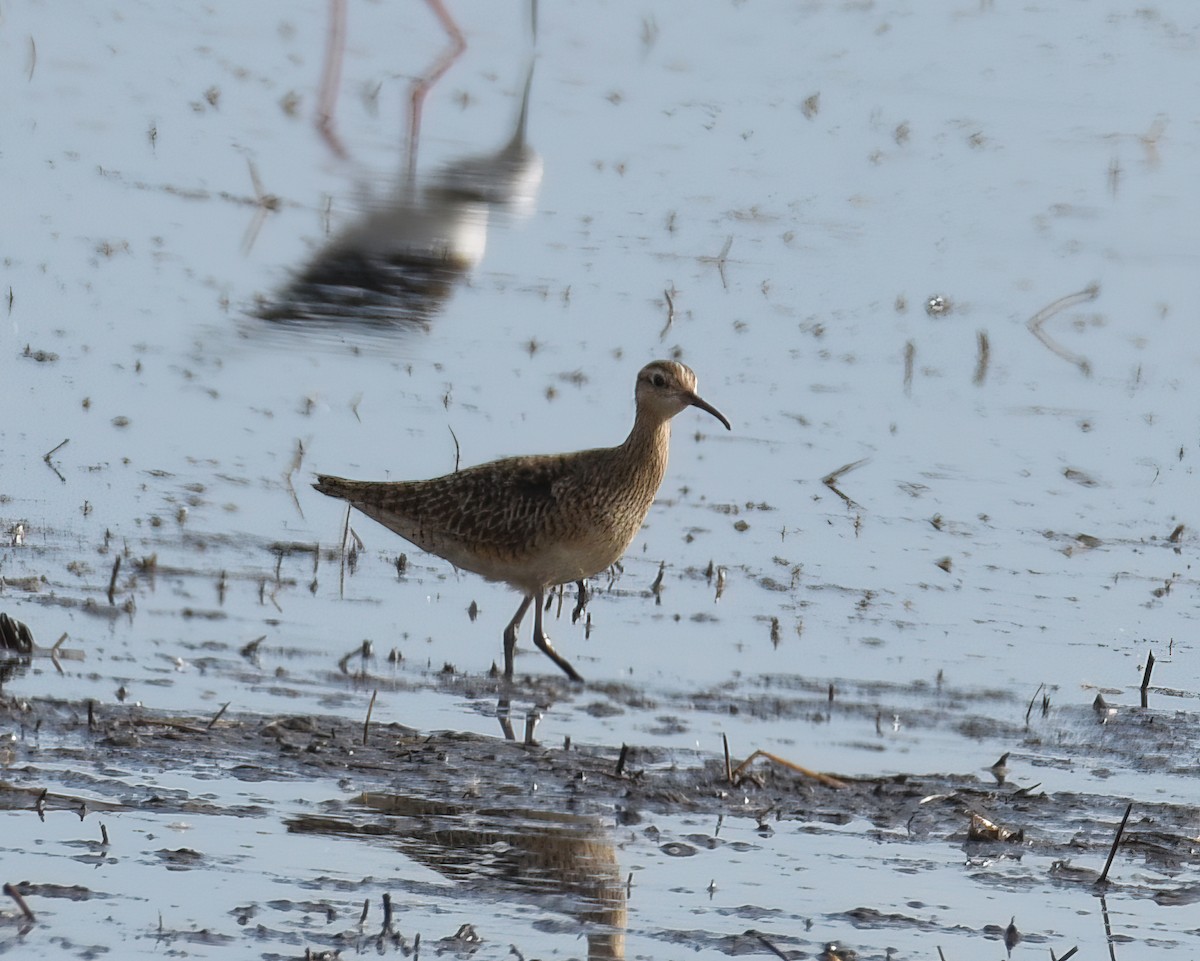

3,695,1199,958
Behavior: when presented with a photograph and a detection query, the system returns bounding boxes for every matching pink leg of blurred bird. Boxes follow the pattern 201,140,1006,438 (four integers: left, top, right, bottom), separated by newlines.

315,0,349,159
404,0,466,188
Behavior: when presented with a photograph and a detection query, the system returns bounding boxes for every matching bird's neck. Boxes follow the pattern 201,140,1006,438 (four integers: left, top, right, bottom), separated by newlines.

618,412,671,483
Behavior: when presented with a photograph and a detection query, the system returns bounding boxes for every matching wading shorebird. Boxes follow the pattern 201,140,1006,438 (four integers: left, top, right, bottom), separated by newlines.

314,359,730,681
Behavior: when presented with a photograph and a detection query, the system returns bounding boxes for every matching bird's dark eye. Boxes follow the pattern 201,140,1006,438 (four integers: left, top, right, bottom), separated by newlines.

652,372,667,388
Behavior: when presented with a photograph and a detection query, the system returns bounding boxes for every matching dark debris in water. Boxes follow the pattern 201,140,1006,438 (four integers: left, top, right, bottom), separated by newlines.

4,696,1199,889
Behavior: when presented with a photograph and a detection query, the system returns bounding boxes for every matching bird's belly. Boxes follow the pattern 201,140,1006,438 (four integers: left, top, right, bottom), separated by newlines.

358,494,647,594
456,531,632,594
527,537,626,587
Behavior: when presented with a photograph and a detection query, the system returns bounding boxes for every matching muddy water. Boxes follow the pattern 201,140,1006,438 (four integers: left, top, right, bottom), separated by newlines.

3,2,1199,958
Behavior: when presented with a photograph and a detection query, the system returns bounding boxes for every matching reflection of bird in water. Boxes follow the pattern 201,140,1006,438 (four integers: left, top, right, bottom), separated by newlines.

428,60,543,217
258,0,541,333
290,793,626,960
255,186,490,329
313,361,730,680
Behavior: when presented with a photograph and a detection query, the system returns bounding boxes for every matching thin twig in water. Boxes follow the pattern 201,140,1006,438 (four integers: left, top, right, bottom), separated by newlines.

339,504,352,599
615,743,629,777
650,561,665,598
241,159,282,254
571,580,589,623
284,439,305,519
973,329,990,385
240,635,265,659
659,285,676,340
380,892,394,935
1024,682,1045,726
700,236,734,288
722,733,733,784
1140,650,1155,692
50,632,66,675
43,437,69,483
752,931,789,960
207,702,230,730
822,458,869,509
1140,648,1156,708
363,689,378,746
1097,801,1133,884
107,555,121,605
449,425,461,472
732,749,847,789
1027,284,1099,375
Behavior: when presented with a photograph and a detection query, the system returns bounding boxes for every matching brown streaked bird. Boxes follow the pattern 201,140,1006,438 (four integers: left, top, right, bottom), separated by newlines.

313,359,730,681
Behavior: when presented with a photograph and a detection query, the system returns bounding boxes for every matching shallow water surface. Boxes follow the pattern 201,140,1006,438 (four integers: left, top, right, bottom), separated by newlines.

3,1,1199,957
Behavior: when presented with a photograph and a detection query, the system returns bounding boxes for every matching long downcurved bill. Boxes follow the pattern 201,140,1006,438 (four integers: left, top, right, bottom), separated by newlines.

687,392,731,431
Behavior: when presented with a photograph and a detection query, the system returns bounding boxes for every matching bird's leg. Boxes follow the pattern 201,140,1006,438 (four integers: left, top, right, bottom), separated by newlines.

405,0,466,190
496,696,515,741
503,595,533,678
314,0,349,160
531,588,584,682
